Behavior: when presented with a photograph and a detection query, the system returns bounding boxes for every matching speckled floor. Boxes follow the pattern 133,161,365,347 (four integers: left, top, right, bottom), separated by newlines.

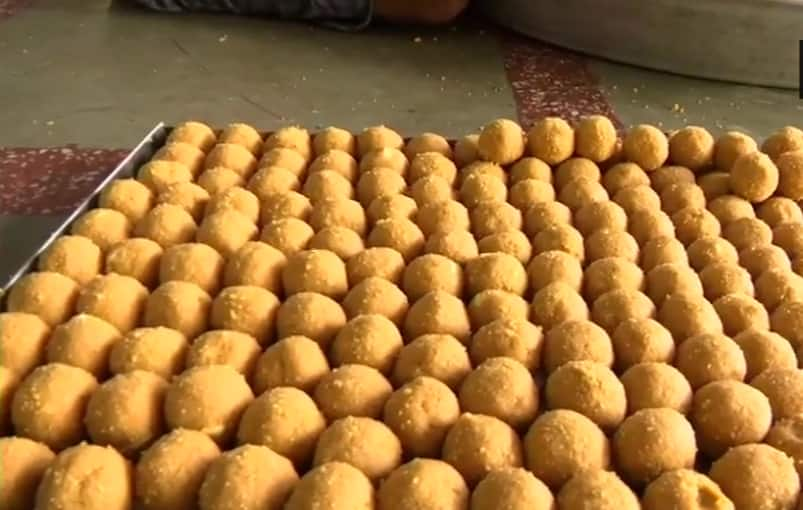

0,0,800,284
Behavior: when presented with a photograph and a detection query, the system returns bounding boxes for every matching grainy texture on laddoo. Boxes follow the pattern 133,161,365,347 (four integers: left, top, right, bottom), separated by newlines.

640,236,688,271
0,312,51,378
545,360,626,430
196,209,258,257
7,271,79,327
377,459,469,510
575,115,618,162
530,282,589,330
470,318,544,371
224,241,286,293
330,314,403,374
281,249,348,299
425,229,479,264
762,126,803,160
403,291,471,344
109,326,188,378
285,462,374,510
642,469,734,510
686,236,739,271
623,124,669,170
342,276,409,326
145,281,211,339
557,470,640,510
186,330,261,376
76,273,148,333
544,320,614,372
159,242,224,295
713,293,770,337
393,333,471,389
620,362,692,415
751,368,803,419
99,178,156,224
46,313,120,378
168,121,216,151
105,237,163,288
72,208,133,252
758,197,803,227
402,254,464,301
276,292,346,348
314,364,392,421
454,134,480,167
458,357,538,429
251,335,329,394
612,317,676,371
697,171,732,200
471,468,555,510
467,290,529,330
0,437,55,510
731,151,780,202
313,416,402,481
313,127,356,156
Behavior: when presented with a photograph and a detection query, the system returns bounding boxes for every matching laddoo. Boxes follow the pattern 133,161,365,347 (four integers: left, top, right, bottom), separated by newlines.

313,127,356,155
154,138,205,175
583,228,639,263
601,162,650,194
762,125,803,160
698,262,754,301
613,184,662,214
647,263,704,307
247,166,301,200
467,289,529,329
477,230,532,264
669,126,715,170
105,237,163,288
415,200,470,237
528,117,574,165
658,292,723,342
197,166,246,196
368,217,424,261
264,127,312,161
403,291,471,343
544,320,614,372
409,151,458,184
735,329,797,379
573,200,628,235
346,247,405,285
313,417,402,481
751,368,803,419
640,236,688,271
409,175,454,206
557,470,640,510
755,268,803,311
642,469,734,510
740,243,792,278
477,118,525,165
0,312,51,377
686,236,739,271
159,242,224,295
84,370,168,455
145,281,211,339
357,125,404,156
204,185,259,223
576,115,618,162
465,252,527,297
11,363,98,450
281,249,347,299
302,170,353,203
205,143,257,178
715,130,758,170
454,133,480,167
402,254,463,301
730,151,780,202
592,288,656,334
774,221,803,259
314,364,392,421
530,282,589,330
158,182,210,221
526,250,583,292
471,468,554,510
219,123,262,154
758,196,803,227
330,314,403,374
197,209,258,258
259,191,311,225
76,273,148,333
583,257,644,302
470,201,522,240
510,157,552,184
260,147,308,179
377,459,468,510
251,335,329,394
459,161,507,186
277,292,347,348
134,203,197,249
714,294,769,337
696,171,732,200
545,360,626,430
210,285,279,344
223,241,286,293
523,201,572,236
109,326,188,379
459,357,537,429
771,300,803,349
46,313,120,378
424,229,479,264
707,195,755,226
557,178,609,211
6,271,79,326
342,276,409,326
260,218,314,256
766,415,803,479
0,437,55,510
532,223,585,262
459,172,507,208
508,178,555,211
405,132,452,159
469,318,544,371
138,160,194,194
620,362,693,414
38,235,102,285
672,206,722,245
168,121,216,152
356,167,406,205
623,124,669,170
359,147,408,176
285,462,374,510
723,216,772,251
71,208,132,252
186,330,261,376
308,226,364,260
392,333,471,389
628,208,676,246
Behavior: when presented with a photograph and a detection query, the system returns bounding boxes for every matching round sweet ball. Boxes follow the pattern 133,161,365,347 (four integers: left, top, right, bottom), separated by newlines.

532,223,585,263
308,226,364,260
281,249,348,300
237,386,325,464
403,291,471,344
584,228,640,264
260,147,308,180
404,132,452,159
85,370,167,456
358,125,404,156
710,443,800,510
0,437,55,510
459,173,507,209
575,115,618,162
772,300,803,350
6,272,79,327
158,182,210,221
735,329,797,379
313,417,402,481
610,318,673,370
544,320,614,373
409,175,454,207
276,293,346,348
355,168,405,206
459,357,538,429
211,285,279,345
724,218,772,252
558,177,609,211
621,362,693,415
467,290,529,330
205,143,258,179
623,124,669,171
602,162,650,195
658,293,723,342
714,294,769,337
687,236,739,271
308,198,367,236
224,241,286,294
730,151,780,202
197,209,258,257
574,200,628,236
442,413,524,486
393,334,471,390
0,312,50,378
776,149,803,201
774,221,803,260
186,330,261,376
138,160,194,194
691,380,772,457
314,127,356,156
402,254,463,301
145,281,211,339
614,408,697,485
715,130,758,171
266,126,313,161
470,201,522,239
470,319,544,371
478,231,532,264
260,218,314,256
557,470,640,510
671,207,720,246
510,157,552,185
36,444,132,510
642,469,734,510
159,242,224,295
109,327,188,378
592,288,655,334
359,147,409,176
247,166,300,202
476,118,527,166
197,166,245,197
136,428,221,510
641,236,688,271
105,238,163,288
524,409,610,488
751,368,803,419
459,161,507,186
530,282,589,330
368,218,424,262
696,171,732,200
465,253,528,297
342,276,409,326
154,142,205,175
546,360,626,430
260,192,311,225
37,235,101,287
660,182,707,216
302,170,353,204
252,336,329,394
168,120,216,151
71,208,132,252
217,122,262,155
766,415,803,479
314,364,392,421
762,125,803,160
0,368,17,433
135,203,198,249
669,126,715,170
165,365,253,445
527,250,583,293
409,152,458,185
472,468,555,510
755,268,803,311
46,314,120,378
416,200,469,237
707,195,755,226
77,273,148,333
454,134,480,167
583,257,644,303
508,179,555,211
12,363,97,450
331,315,403,374
613,184,662,215
204,185,259,224
285,462,373,510
346,247,405,286
699,262,754,302
379,459,468,510
199,445,298,510
383,375,460,458
523,201,572,237
528,117,574,165
758,197,803,227
99,179,155,225
425,230,479,264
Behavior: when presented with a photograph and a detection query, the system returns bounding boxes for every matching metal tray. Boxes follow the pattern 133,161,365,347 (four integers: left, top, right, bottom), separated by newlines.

0,123,170,303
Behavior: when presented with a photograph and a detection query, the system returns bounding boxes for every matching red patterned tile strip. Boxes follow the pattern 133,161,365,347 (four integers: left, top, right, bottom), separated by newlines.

0,0,31,20
0,147,129,215
500,33,622,129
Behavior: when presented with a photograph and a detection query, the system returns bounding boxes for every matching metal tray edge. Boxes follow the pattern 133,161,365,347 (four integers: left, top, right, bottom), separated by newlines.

0,122,170,302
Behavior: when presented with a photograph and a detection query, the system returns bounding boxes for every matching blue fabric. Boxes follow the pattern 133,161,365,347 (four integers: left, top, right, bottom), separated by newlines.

134,0,372,29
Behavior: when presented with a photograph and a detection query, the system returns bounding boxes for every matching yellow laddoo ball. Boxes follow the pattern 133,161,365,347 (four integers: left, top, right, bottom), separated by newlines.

611,318,674,370
590,284,655,334
640,236,688,271
755,268,803,311
715,130,758,171
356,167,406,206
731,151,779,202
247,166,300,201
186,330,261,376
76,273,148,333
393,333,471,389
403,291,471,343
282,249,348,299
109,327,188,378
309,198,366,236
623,124,669,170
459,161,507,186
313,127,356,156
697,171,732,200
302,170,353,203
138,160,194,194
424,229,479,264
714,294,769,337
658,292,723,342
762,126,803,160
675,333,747,389
465,252,527,297
368,217,424,262
530,282,589,330
0,437,55,510
777,149,803,200
46,314,120,378
672,206,721,245
259,147,308,179
544,319,614,372
145,281,211,339
403,254,463,301
168,121,216,151
766,415,803,480
528,117,574,165
471,468,555,510
105,237,163,288
687,236,739,271
470,201,522,239
545,360,626,430
527,250,583,292
6,271,79,326
774,221,803,259
707,194,755,225
346,247,405,285
378,459,469,510
477,230,533,264
508,178,555,211
454,133,480,167
416,200,470,237
584,228,639,264
771,300,803,349
620,362,692,415
308,226,364,260
409,151,458,184
669,126,715,170
357,125,404,156
558,178,609,211
259,191,312,224
210,285,280,345
205,143,258,178
71,208,132,252
197,166,246,197
158,182,210,221
331,315,403,374
574,200,627,236
135,203,197,249
602,162,650,195
223,241,286,293
159,242,223,295
575,115,618,162
613,184,662,214
342,276,409,326
197,209,258,257
758,197,803,227
38,235,102,286
523,201,572,236
459,357,538,429
660,182,706,215
557,470,641,510
478,118,526,165
532,223,585,262
735,329,797,379
467,289,528,329
0,312,50,378
510,157,552,184
314,364,392,421
204,185,259,223
260,218,314,256
251,335,329,394
285,462,373,510
583,257,644,302
219,123,262,155
751,368,803,419
154,142,205,177
644,470,734,510
470,318,544,371
459,172,507,208
276,292,346,349
409,174,455,207
359,147,408,176
313,416,402,481
99,178,155,224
